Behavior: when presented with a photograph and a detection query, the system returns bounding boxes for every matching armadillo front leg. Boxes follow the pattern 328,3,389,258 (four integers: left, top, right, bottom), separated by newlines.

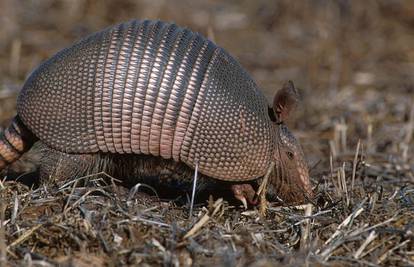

231,184,258,209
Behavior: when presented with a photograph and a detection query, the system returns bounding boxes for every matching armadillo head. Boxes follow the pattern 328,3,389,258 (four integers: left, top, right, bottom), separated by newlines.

266,81,313,203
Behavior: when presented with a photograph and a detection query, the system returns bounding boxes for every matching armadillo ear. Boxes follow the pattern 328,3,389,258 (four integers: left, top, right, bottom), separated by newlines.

273,81,299,123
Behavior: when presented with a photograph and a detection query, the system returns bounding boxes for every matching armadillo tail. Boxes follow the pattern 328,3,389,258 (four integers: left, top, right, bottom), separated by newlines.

0,116,37,171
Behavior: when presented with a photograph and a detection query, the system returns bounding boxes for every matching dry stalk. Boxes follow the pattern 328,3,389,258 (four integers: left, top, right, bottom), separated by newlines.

183,198,223,239
317,205,364,260
402,105,414,162
0,203,6,266
257,162,275,216
151,238,166,253
58,171,121,191
7,224,42,250
9,39,21,77
403,105,414,145
62,178,80,214
11,193,18,224
377,239,410,264
340,118,348,153
183,213,210,240
330,155,340,194
64,188,111,215
340,162,349,206
353,230,377,259
189,163,199,218
207,25,216,43
128,183,159,201
367,122,373,154
351,140,361,192
329,140,337,159
300,204,313,250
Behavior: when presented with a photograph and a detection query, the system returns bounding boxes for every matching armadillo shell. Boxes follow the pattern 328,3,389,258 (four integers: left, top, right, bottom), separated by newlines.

17,20,274,181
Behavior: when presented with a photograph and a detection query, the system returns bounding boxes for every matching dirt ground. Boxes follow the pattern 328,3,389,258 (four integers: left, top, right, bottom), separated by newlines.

0,0,414,266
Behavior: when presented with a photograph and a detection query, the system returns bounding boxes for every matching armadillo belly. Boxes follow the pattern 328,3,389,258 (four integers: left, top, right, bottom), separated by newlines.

17,20,274,181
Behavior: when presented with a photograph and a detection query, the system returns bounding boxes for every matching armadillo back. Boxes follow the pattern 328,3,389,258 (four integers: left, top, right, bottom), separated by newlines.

17,20,274,181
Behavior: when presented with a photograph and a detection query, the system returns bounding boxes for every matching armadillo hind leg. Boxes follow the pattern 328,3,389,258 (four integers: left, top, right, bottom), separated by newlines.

36,144,189,187
38,143,96,183
94,154,211,192
0,116,37,172
37,144,262,205
37,144,222,199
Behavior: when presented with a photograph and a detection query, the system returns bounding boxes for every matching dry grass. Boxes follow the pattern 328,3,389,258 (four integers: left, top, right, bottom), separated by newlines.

1,1,414,266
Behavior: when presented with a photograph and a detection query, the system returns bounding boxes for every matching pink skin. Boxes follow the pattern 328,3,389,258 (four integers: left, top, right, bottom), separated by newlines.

231,184,258,208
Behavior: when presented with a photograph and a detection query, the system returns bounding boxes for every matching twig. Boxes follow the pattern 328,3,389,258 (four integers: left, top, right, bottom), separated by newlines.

123,217,171,228
58,172,121,191
11,193,18,224
329,140,337,159
128,183,159,201
207,25,216,43
339,163,349,206
300,204,313,250
151,238,166,253
0,203,6,265
183,213,210,239
378,240,410,264
354,231,377,259
330,155,340,194
7,224,42,249
403,105,414,145
189,163,199,218
257,162,275,216
183,198,223,239
367,123,373,154
317,203,365,259
351,140,361,192
9,39,21,77
63,178,80,214
64,188,111,215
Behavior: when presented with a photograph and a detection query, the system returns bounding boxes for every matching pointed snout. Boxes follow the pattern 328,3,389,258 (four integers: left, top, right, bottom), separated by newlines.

298,167,314,200
265,163,313,204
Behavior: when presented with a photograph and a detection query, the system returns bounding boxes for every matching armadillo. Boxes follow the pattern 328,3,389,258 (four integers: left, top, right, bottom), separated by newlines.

0,20,312,204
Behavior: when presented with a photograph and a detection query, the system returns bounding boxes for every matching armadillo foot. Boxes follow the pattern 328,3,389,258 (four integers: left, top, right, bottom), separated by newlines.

231,184,257,209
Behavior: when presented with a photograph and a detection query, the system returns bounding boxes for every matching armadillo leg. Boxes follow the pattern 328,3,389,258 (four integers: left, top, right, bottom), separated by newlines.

38,143,96,182
0,116,37,171
230,184,258,208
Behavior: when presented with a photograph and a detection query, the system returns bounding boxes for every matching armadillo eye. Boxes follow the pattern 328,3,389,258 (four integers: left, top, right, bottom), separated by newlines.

286,151,294,160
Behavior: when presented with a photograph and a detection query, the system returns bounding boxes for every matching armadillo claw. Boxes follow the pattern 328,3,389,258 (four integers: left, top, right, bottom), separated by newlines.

231,184,258,209
236,195,248,209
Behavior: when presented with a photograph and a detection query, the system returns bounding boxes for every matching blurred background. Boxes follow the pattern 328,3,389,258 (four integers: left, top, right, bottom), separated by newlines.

0,0,413,171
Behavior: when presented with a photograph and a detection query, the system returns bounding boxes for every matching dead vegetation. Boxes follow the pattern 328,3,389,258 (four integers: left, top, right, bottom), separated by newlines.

1,0,414,266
